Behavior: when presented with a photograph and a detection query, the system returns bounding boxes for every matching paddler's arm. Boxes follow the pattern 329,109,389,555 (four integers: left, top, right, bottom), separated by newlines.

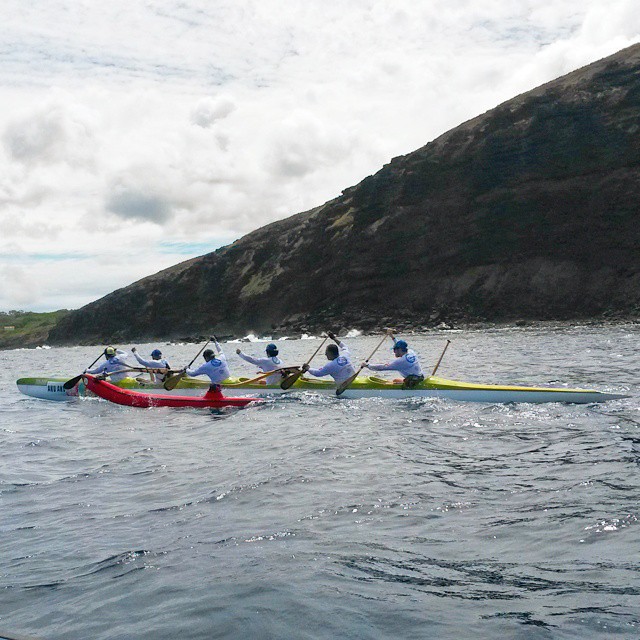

185,363,207,377
327,331,351,356
131,351,157,368
303,362,332,378
86,361,109,375
236,350,260,366
214,339,227,362
364,360,399,372
325,329,351,353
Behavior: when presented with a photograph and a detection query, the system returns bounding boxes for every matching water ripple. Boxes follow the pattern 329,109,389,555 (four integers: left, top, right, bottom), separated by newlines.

1,327,639,639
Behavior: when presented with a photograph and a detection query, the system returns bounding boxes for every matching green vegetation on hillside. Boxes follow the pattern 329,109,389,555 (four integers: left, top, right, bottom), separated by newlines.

0,310,70,350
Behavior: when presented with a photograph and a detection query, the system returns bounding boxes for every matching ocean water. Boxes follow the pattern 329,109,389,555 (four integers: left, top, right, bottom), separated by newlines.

0,325,638,640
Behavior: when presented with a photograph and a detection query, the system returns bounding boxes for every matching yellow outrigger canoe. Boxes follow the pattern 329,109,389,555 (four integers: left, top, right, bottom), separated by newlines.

16,374,627,404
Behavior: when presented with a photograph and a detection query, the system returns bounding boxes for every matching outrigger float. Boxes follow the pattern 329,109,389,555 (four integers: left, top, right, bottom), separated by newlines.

16,374,627,404
83,375,260,409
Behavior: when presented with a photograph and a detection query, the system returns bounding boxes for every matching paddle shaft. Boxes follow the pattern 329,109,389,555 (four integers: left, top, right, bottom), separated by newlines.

280,336,329,390
164,337,215,390
87,352,105,370
96,366,171,377
188,338,213,368
336,332,390,396
363,333,393,367
431,339,451,376
223,367,289,387
104,367,287,387
63,351,106,389
303,336,329,367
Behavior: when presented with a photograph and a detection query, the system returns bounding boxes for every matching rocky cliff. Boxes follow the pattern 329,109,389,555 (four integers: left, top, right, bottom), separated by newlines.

49,44,640,344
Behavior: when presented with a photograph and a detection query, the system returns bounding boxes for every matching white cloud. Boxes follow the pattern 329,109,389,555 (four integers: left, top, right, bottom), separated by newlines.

0,0,638,310
0,264,42,307
264,110,354,178
190,96,237,128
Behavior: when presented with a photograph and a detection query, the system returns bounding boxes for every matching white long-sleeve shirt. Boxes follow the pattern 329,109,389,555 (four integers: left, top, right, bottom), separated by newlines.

86,355,131,382
367,349,424,377
186,343,230,384
237,352,283,384
308,341,356,383
133,352,171,381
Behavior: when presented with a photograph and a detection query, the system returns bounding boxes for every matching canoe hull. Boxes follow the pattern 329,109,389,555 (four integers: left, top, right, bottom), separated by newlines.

220,384,624,403
16,376,209,401
84,375,260,409
16,375,627,404
220,375,627,403
333,388,623,402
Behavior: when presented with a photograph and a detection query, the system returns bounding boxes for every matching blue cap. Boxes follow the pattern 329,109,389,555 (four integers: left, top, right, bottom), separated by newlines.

266,343,278,356
151,349,162,358
393,340,408,351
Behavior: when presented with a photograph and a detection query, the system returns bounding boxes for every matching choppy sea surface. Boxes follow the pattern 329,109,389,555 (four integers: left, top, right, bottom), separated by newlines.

1,325,639,640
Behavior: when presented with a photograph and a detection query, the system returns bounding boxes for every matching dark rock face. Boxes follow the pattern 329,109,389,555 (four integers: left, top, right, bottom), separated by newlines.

49,44,640,344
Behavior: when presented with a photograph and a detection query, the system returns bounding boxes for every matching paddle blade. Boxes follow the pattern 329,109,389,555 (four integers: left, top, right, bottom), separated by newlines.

280,369,302,390
163,371,185,391
336,371,359,396
63,374,83,390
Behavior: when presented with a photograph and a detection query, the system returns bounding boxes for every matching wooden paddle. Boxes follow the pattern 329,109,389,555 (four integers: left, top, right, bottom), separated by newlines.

95,366,171,379
336,332,390,396
163,338,213,390
280,336,329,390
63,351,105,390
222,368,289,387
97,367,280,389
431,339,451,376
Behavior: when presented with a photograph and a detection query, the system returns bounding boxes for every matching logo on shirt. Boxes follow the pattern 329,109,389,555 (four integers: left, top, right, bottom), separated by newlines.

336,356,348,366
406,354,416,364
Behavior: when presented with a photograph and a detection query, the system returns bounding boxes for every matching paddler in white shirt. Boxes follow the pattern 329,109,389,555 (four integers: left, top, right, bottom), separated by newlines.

85,346,132,383
363,334,425,388
236,343,284,384
301,331,357,383
131,347,171,382
184,339,231,392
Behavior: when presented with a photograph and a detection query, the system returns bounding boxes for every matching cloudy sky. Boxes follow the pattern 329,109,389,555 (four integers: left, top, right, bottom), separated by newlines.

0,1,638,312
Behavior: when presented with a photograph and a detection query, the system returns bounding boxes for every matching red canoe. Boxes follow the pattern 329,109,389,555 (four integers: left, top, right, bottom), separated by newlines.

84,375,261,409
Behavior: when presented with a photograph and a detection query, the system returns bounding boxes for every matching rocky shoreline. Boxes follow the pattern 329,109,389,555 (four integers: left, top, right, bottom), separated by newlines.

3,315,637,350
141,316,640,348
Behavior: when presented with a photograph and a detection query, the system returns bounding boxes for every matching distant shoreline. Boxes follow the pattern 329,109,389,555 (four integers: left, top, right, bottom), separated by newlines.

3,316,638,351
